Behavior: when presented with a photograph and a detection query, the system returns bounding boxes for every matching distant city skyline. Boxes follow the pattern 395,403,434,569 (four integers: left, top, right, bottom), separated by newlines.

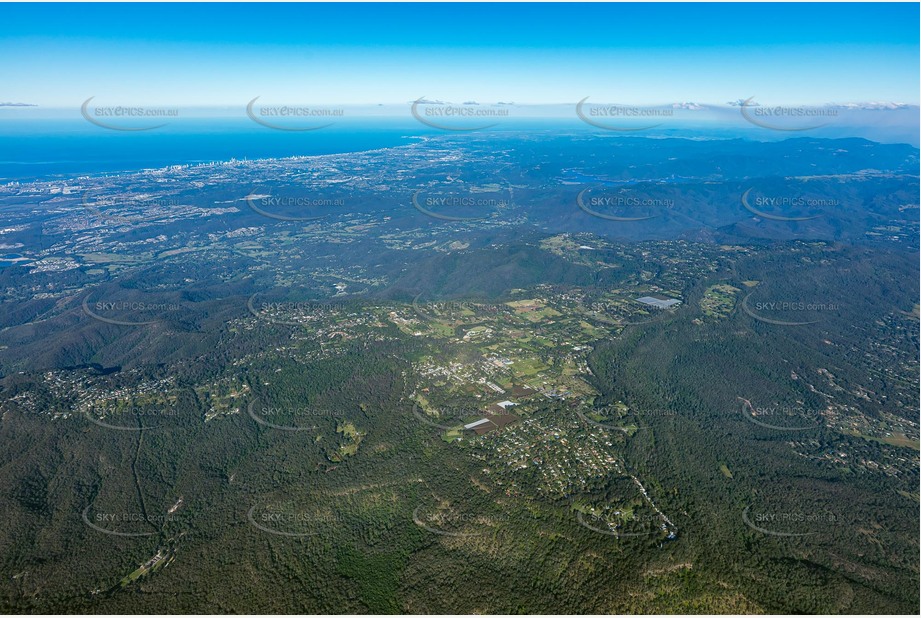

1,3,918,107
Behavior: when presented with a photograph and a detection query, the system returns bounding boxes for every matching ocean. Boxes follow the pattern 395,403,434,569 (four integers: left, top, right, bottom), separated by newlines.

0,117,425,183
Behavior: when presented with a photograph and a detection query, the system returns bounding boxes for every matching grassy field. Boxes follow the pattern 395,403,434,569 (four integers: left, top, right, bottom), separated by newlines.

844,429,920,451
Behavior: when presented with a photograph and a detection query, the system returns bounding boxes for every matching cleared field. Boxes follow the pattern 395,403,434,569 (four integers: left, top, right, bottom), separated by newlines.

844,430,920,451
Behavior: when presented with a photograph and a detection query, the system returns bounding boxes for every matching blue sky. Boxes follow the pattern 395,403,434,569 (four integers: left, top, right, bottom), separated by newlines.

2,2,919,106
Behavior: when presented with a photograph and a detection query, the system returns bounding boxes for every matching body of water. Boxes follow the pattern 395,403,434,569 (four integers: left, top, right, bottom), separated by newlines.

0,118,424,182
